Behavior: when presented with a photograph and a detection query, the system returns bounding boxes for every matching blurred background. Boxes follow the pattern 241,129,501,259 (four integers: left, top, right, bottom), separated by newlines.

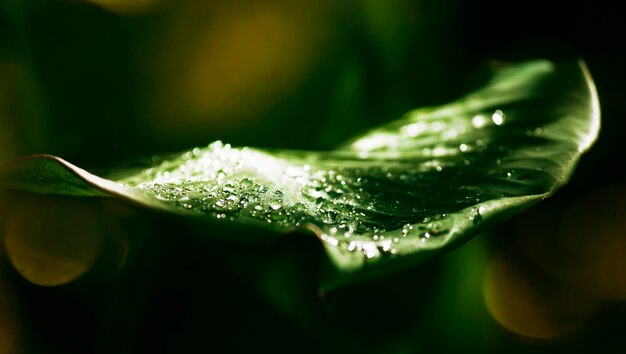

0,0,625,353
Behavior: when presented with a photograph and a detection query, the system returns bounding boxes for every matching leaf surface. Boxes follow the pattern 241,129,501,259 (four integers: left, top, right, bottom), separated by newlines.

0,60,600,288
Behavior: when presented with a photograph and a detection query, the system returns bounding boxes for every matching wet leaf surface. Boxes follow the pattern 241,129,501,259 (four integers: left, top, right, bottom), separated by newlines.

0,60,599,288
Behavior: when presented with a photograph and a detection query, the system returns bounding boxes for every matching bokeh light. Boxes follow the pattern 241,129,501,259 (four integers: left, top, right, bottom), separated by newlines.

4,195,103,286
484,246,597,339
515,186,626,301
558,186,626,300
151,0,333,139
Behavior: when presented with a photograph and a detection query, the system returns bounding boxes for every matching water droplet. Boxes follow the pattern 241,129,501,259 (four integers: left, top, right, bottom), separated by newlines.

472,114,488,128
492,109,505,125
468,207,484,224
401,122,427,137
363,243,379,259
240,178,254,188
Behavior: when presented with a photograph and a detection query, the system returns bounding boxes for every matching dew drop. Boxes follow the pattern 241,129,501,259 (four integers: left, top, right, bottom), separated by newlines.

492,109,505,125
472,114,488,128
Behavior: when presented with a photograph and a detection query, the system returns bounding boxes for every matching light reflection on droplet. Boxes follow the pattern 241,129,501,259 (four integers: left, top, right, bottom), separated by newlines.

442,129,459,140
401,122,427,137
459,143,468,152
351,133,399,151
484,247,596,339
492,109,504,125
362,242,379,259
4,196,103,286
431,146,448,157
472,114,488,128
429,121,446,132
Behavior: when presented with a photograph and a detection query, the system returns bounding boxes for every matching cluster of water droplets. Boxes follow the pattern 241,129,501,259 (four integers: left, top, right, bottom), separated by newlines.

117,107,523,261
122,142,315,228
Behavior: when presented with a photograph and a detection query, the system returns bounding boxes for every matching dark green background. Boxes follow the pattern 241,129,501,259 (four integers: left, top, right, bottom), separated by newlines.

1,0,624,353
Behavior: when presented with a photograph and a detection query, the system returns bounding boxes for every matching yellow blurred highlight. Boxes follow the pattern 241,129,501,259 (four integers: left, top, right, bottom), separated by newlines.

515,186,626,301
153,1,331,136
484,247,596,339
4,195,103,286
0,273,20,354
557,186,626,300
86,0,162,14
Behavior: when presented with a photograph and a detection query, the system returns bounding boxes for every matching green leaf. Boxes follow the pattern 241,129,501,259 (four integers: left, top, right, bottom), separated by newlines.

0,60,600,289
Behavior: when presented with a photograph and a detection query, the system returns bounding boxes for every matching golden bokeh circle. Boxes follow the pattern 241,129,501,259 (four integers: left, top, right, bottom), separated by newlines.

4,195,103,287
484,247,597,339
